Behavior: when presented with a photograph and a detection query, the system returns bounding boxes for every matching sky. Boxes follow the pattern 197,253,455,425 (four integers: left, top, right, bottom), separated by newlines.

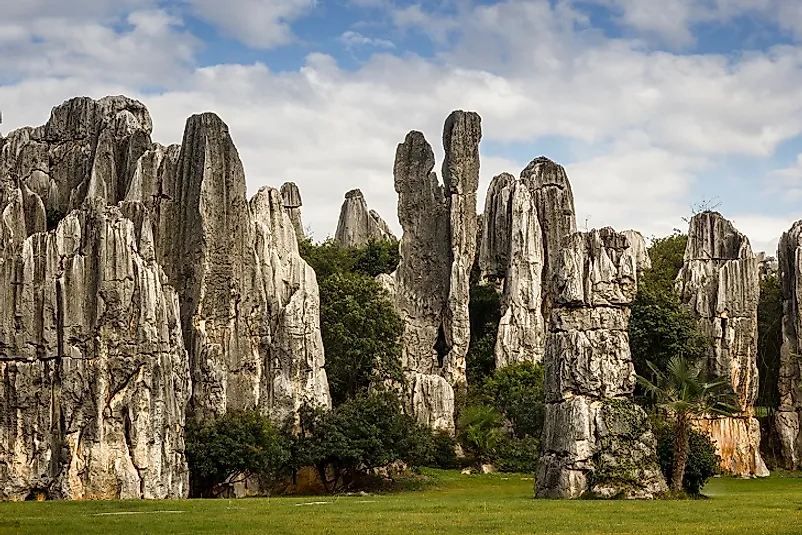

2,0,802,255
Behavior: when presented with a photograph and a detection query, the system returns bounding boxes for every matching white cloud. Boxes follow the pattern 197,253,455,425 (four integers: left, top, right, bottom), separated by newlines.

339,30,395,50
2,0,802,256
185,0,316,49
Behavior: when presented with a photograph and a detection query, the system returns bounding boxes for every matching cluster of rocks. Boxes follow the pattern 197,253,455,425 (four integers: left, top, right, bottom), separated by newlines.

0,96,329,500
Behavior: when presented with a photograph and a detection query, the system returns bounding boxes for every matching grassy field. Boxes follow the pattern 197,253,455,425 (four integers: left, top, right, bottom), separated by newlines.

2,470,801,535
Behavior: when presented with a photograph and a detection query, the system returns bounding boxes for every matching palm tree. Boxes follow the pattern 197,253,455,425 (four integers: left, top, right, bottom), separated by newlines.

637,356,740,494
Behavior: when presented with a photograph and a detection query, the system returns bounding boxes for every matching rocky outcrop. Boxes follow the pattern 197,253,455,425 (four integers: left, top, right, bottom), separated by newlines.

776,221,802,469
383,110,481,430
622,230,652,271
280,182,304,239
0,200,190,500
478,158,577,368
0,96,330,500
334,188,395,247
536,228,666,499
676,211,768,477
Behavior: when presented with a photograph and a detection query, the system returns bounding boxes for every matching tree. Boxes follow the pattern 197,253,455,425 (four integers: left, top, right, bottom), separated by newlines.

458,405,505,464
184,411,288,497
757,274,782,410
637,356,740,494
478,362,544,439
629,232,710,388
319,272,404,406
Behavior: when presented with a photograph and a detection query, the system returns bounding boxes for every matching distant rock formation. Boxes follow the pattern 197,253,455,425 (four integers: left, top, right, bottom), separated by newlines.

0,96,329,500
536,228,666,499
334,188,395,247
676,211,768,477
478,158,577,367
777,221,802,469
381,110,481,431
280,182,304,238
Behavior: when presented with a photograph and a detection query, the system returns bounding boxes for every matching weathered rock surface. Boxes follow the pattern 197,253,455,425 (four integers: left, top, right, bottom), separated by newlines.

536,228,666,499
676,211,768,477
280,182,305,238
777,221,802,469
0,96,330,500
0,200,190,500
622,230,652,271
384,111,481,430
478,158,577,368
493,182,545,367
334,188,395,247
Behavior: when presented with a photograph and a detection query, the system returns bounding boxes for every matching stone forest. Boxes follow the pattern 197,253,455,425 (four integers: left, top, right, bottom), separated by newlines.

0,96,799,504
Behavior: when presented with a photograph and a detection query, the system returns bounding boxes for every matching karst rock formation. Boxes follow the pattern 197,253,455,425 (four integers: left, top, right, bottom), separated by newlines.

675,211,768,477
0,96,329,500
379,110,481,431
536,228,667,499
777,221,802,469
280,182,305,238
478,157,577,368
334,188,395,247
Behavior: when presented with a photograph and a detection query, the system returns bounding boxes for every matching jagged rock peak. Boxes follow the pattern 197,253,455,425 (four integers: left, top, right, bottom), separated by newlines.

335,188,395,247
280,181,305,238
479,172,516,279
776,221,802,469
385,110,482,431
536,227,666,499
676,211,768,477
44,95,153,140
622,230,652,271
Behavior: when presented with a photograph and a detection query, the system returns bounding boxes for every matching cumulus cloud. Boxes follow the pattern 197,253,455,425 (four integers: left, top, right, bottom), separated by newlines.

2,0,802,254
185,0,316,49
339,30,395,50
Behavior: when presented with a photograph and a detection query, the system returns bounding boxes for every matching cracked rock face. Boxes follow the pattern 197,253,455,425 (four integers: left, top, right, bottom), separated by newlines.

478,158,577,367
676,211,768,477
280,182,305,239
0,201,190,500
0,96,330,500
384,110,481,431
777,221,802,469
536,228,666,499
334,188,395,247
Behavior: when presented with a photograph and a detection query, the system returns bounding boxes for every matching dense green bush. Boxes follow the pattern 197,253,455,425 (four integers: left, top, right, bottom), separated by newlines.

458,405,504,464
299,237,399,282
286,390,431,492
477,362,545,439
421,431,460,469
494,437,539,473
185,411,288,497
655,422,721,496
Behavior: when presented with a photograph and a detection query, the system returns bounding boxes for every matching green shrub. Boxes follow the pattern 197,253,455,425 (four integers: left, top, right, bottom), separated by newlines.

285,390,430,492
655,422,721,496
458,405,504,464
185,411,288,497
422,431,460,469
495,437,539,473
478,362,545,439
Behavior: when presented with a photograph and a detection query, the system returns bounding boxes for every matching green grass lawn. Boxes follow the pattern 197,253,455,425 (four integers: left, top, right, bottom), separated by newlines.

2,470,802,535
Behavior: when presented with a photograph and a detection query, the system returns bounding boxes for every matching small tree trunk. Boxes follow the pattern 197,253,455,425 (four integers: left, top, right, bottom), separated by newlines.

672,411,691,494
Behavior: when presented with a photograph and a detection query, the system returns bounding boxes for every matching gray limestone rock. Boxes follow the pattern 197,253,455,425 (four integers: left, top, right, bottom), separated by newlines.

334,188,395,247
676,211,768,477
478,173,515,279
622,230,652,271
777,221,802,469
0,200,190,500
536,228,666,499
280,182,305,239
0,97,331,501
387,110,481,431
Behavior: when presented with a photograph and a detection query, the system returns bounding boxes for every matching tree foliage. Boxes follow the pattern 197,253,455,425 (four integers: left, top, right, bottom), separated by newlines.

285,390,431,492
477,362,545,439
319,272,404,406
638,356,739,494
629,232,710,385
655,422,720,496
185,411,288,497
299,237,399,282
757,274,782,410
